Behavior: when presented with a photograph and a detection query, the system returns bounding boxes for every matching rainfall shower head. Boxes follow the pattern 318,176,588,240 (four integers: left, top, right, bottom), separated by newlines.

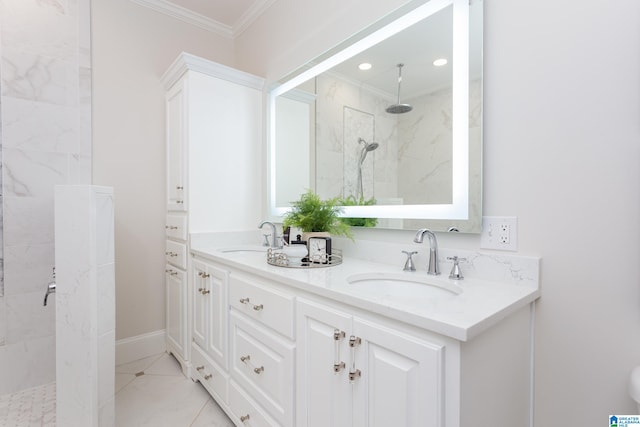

386,63,413,114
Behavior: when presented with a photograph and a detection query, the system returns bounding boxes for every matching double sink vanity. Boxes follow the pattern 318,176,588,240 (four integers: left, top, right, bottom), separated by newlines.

167,231,540,427
161,0,541,425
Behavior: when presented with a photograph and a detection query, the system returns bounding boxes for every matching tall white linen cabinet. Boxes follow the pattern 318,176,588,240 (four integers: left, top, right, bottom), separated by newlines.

161,53,264,374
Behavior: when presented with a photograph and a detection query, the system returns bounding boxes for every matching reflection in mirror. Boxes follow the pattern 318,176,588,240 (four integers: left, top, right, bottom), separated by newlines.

269,0,483,232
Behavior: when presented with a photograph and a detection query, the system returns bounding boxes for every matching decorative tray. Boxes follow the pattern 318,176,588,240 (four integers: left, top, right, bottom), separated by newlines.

266,248,342,268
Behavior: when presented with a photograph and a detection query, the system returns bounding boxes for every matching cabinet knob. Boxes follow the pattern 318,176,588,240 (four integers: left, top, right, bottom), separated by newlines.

176,200,184,204
201,289,210,295
253,366,264,375
239,297,250,304
252,304,264,311
240,355,251,363
165,225,178,230
240,414,250,422
198,287,204,293
176,186,184,190
204,373,213,380
333,362,346,373
196,365,204,372
349,369,362,382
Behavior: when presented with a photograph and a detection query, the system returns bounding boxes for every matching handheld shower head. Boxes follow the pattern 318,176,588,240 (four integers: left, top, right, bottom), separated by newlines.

358,138,379,164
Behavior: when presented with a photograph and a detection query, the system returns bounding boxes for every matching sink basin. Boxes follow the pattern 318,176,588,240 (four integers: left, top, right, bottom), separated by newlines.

346,272,463,298
217,245,269,254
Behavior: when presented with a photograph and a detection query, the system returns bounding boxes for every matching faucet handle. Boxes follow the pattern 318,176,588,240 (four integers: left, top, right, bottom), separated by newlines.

402,251,418,272
447,256,467,280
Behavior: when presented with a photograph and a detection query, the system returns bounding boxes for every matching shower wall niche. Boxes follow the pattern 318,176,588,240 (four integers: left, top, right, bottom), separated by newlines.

0,0,93,394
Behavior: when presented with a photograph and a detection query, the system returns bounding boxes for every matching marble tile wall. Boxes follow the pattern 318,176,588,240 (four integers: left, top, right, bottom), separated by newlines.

55,185,114,426
315,73,398,201
314,74,482,219
0,0,92,394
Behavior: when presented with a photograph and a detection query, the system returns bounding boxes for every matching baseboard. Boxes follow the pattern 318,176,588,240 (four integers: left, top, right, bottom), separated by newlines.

115,329,166,366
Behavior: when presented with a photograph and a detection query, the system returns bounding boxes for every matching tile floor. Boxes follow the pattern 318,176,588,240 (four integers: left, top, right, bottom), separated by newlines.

115,352,234,427
0,352,235,427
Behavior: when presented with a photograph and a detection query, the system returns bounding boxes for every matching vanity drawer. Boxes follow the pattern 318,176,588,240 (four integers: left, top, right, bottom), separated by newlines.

165,214,187,241
165,240,187,269
229,311,294,426
229,380,281,427
229,275,295,339
191,343,228,404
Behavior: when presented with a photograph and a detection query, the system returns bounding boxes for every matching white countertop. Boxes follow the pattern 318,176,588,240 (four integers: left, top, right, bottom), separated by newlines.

191,242,540,342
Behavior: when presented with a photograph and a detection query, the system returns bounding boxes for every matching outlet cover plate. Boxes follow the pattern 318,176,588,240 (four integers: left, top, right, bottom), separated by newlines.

480,216,518,251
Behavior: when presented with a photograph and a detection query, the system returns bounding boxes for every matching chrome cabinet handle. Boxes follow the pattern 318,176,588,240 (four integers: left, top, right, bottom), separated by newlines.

240,355,250,363
176,186,184,190
201,289,210,295
252,304,263,311
165,251,177,257
240,414,250,422
203,373,212,380
176,200,184,204
196,365,204,372
333,329,346,373
253,366,264,375
239,297,250,304
165,225,178,230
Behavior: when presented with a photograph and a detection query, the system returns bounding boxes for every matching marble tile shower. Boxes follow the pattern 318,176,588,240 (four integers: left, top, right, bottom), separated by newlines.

0,0,92,394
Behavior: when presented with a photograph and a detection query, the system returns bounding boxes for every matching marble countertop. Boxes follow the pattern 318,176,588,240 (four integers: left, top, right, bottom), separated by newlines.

190,241,540,342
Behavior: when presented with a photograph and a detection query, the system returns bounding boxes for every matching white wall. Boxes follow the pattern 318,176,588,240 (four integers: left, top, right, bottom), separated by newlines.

91,0,234,339
236,0,640,424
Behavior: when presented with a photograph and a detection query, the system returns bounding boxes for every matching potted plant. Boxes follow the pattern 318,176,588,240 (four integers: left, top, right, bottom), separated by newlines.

338,195,379,228
282,189,353,240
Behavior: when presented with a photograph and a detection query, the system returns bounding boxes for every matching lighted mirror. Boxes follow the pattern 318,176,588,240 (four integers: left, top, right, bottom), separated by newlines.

268,0,483,232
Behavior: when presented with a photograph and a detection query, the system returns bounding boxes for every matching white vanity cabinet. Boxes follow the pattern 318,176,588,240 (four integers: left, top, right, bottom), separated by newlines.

165,265,187,363
161,52,264,374
228,273,296,427
190,258,230,403
297,297,446,427
187,248,535,427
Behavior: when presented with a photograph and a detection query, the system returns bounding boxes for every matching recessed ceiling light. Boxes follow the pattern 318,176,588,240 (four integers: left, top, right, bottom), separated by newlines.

358,62,372,71
433,58,448,67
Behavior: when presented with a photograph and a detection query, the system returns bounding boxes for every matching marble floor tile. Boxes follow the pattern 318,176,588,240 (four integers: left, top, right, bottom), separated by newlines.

190,399,235,427
115,373,135,394
114,372,211,427
143,352,183,376
0,352,235,426
115,352,163,375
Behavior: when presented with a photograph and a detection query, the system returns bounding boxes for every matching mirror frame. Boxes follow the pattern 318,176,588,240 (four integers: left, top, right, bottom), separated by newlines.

268,0,479,227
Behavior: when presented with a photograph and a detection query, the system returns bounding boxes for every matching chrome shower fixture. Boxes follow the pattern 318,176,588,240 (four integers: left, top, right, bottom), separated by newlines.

386,63,413,114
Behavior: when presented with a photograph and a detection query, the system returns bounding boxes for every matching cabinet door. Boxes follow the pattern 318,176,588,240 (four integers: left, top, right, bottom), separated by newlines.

166,265,187,358
192,258,228,368
191,259,208,350
166,79,187,211
205,265,228,368
296,298,353,427
352,317,445,427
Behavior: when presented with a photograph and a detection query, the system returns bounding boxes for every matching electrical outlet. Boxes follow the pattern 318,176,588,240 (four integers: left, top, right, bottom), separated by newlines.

480,216,518,251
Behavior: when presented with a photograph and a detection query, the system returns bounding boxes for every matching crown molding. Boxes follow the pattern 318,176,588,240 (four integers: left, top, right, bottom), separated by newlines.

233,0,278,37
129,0,233,38
129,0,276,39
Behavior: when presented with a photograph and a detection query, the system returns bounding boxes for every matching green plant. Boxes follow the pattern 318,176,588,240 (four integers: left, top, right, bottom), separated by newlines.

283,189,353,239
338,195,379,227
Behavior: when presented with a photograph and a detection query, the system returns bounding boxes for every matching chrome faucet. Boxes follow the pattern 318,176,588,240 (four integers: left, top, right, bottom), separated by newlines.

413,229,440,275
43,267,56,306
258,221,282,249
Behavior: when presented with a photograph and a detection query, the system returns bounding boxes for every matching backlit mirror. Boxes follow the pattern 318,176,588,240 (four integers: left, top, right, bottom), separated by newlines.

268,0,483,232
